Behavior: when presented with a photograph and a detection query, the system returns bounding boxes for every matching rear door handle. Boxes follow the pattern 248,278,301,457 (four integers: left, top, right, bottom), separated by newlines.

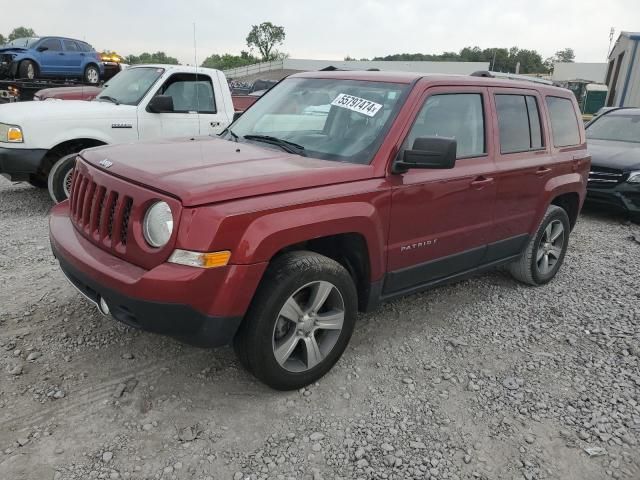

470,176,494,188
536,167,552,176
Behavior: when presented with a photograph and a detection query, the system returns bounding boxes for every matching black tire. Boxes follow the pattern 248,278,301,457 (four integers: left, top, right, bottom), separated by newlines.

18,60,37,80
84,64,100,84
234,251,357,390
510,205,571,286
28,174,47,189
48,153,78,203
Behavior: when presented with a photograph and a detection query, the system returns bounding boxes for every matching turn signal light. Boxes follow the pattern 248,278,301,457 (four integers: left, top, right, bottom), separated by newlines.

168,249,231,269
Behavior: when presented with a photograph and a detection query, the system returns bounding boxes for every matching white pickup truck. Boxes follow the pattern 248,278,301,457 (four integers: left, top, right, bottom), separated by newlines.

0,64,235,201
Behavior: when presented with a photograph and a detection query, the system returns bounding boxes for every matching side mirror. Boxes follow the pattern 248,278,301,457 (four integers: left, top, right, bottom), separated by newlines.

36,46,49,52
147,95,174,113
394,136,457,173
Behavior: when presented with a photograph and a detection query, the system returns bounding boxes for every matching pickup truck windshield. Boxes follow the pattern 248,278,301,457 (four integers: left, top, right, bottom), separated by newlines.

227,78,409,164
586,114,640,143
97,67,164,106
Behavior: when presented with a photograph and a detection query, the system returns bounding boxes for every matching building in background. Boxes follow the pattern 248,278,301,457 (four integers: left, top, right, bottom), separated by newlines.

223,58,489,82
552,62,607,83
604,31,640,107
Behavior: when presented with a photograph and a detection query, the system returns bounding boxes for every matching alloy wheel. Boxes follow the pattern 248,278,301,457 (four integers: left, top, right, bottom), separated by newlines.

87,68,99,84
536,220,564,275
27,63,35,79
272,281,345,373
63,168,74,198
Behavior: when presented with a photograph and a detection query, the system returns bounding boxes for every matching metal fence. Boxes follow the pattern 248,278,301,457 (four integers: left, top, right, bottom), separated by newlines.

223,60,284,79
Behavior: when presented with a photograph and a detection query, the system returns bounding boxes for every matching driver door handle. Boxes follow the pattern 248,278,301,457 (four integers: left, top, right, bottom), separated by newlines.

536,167,552,176
470,176,494,189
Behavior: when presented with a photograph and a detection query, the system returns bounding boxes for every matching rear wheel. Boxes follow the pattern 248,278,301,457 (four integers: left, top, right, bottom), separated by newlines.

84,64,100,84
48,154,78,203
234,251,357,390
510,205,571,285
19,60,37,80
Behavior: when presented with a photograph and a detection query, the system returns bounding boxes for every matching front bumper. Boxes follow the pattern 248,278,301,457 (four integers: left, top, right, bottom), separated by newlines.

586,183,640,214
49,202,267,347
0,146,48,181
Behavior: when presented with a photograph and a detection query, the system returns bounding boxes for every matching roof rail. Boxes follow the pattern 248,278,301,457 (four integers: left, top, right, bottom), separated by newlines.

471,70,553,86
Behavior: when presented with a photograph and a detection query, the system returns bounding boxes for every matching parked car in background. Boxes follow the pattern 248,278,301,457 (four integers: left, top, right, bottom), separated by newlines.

49,71,589,389
585,108,640,221
0,65,234,202
33,85,102,101
0,36,104,84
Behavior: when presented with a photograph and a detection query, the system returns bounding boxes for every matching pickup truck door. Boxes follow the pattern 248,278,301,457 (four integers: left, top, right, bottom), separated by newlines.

36,38,64,75
137,72,227,139
385,86,497,296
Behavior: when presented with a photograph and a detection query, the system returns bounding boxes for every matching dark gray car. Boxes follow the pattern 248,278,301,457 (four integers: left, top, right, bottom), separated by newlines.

585,108,640,220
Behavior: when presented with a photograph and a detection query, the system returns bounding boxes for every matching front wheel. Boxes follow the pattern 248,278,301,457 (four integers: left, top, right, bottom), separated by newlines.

19,60,37,80
510,205,571,285
48,154,77,203
234,251,357,390
84,65,100,84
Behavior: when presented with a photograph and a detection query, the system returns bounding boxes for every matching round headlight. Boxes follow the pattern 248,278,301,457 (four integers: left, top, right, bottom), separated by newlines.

143,201,173,248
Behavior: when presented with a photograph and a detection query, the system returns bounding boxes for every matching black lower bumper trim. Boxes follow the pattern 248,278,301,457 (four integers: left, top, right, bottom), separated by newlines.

53,245,243,348
587,186,640,214
0,146,48,181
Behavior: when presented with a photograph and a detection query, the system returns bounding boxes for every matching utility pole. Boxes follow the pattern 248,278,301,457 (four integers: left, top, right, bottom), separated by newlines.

607,27,615,58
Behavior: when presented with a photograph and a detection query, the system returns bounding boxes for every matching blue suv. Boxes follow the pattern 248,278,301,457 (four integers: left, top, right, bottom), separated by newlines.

0,36,104,84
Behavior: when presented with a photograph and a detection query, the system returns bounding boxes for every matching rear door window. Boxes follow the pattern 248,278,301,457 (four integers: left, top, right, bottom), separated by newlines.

405,93,485,158
63,39,80,52
495,94,544,153
546,96,581,147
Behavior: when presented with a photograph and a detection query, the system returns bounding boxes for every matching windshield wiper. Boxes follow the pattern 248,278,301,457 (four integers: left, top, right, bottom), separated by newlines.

98,95,120,105
243,135,306,156
228,129,239,142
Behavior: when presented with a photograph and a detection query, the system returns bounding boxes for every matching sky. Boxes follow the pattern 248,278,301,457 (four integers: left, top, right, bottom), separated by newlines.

2,0,639,64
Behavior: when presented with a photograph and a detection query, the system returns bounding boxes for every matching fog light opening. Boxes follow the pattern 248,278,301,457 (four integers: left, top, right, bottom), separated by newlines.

98,297,110,316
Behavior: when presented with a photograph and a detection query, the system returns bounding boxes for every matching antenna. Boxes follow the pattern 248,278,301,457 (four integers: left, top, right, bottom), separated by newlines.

607,27,615,58
193,22,201,134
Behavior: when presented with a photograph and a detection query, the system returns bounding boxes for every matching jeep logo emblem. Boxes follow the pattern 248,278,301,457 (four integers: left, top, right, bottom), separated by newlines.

99,159,113,169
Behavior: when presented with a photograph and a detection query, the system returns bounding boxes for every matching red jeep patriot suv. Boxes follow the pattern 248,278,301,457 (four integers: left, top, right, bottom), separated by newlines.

49,71,590,390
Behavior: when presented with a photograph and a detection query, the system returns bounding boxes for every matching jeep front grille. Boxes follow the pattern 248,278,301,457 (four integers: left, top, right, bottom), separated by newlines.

69,171,132,249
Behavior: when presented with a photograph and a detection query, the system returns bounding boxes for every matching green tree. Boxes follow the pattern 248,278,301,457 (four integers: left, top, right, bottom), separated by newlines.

8,27,36,41
201,51,258,70
0,33,5,45
246,22,286,61
125,51,179,65
554,48,575,63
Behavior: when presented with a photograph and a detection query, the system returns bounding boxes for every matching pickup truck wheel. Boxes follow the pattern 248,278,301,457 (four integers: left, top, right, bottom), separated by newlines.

19,60,37,80
510,205,570,286
48,154,77,203
84,65,100,84
234,251,357,390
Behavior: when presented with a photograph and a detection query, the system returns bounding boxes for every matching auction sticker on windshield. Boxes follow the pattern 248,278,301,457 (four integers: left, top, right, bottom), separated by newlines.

331,94,383,117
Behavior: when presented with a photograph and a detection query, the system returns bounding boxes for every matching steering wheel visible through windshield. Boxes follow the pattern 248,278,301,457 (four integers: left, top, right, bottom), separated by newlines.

97,67,165,106
225,77,409,164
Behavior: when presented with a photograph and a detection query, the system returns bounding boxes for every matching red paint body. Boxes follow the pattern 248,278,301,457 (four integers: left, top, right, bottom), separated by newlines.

49,71,589,324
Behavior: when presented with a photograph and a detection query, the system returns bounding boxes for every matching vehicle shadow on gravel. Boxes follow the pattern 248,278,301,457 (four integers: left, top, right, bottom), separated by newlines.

0,183,52,215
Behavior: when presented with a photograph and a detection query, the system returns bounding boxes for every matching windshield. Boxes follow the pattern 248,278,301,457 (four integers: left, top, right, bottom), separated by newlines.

97,67,164,106
587,113,640,143
226,77,409,164
4,37,39,48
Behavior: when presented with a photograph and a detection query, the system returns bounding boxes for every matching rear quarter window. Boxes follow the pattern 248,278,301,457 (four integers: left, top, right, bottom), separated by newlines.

546,96,581,147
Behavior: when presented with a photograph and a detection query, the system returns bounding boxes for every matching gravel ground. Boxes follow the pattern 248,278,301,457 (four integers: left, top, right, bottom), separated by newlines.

0,176,639,480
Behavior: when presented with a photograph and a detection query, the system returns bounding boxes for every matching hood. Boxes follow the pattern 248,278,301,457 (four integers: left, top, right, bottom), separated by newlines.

81,137,375,207
587,139,640,171
0,47,26,54
0,99,134,124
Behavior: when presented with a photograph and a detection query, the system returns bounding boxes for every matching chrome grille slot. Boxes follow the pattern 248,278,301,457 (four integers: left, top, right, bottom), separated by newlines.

588,167,626,189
